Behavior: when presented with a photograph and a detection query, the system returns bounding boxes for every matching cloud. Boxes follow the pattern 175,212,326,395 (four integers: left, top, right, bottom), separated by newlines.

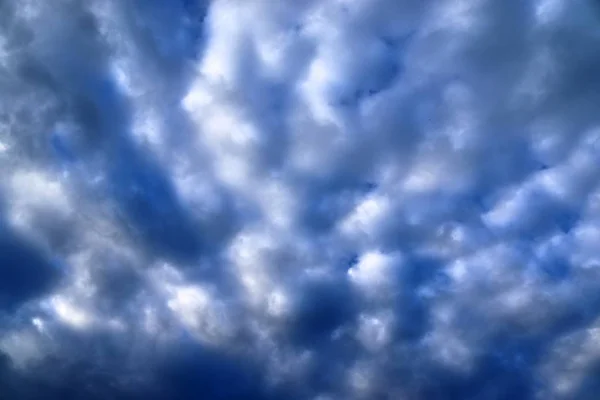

2,0,600,398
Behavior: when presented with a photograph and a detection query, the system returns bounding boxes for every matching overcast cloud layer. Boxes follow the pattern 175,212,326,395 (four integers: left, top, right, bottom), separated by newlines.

2,0,600,398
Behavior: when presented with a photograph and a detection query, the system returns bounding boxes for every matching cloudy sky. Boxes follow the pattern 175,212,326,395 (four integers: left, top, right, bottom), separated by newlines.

1,0,600,398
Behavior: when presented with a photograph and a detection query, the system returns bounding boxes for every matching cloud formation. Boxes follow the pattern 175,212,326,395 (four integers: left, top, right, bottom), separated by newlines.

2,0,600,398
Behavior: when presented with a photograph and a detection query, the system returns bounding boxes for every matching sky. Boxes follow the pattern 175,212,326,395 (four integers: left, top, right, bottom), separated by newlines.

1,0,600,398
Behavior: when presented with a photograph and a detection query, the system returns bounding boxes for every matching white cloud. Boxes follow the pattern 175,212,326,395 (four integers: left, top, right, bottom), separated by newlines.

2,0,600,398
355,310,394,352
348,250,402,298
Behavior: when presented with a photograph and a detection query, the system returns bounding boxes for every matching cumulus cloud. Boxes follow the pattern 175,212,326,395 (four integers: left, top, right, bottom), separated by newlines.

2,0,600,398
